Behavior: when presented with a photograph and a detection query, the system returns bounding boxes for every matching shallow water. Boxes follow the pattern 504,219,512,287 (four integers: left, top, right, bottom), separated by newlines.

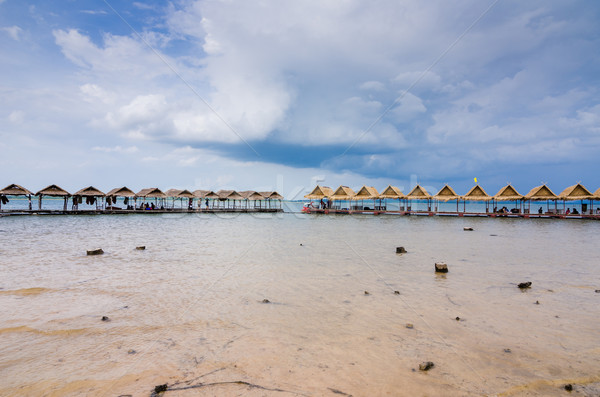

0,213,599,396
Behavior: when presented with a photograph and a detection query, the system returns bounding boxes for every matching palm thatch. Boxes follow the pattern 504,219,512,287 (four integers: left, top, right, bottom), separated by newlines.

330,186,356,200
164,189,194,198
304,185,334,199
352,186,379,200
433,185,460,201
240,190,264,200
36,184,70,197
259,191,284,200
595,188,600,200
462,185,492,201
493,184,523,201
405,185,431,199
558,183,594,200
0,184,33,196
74,186,105,197
136,188,166,198
525,185,558,200
378,185,405,199
217,190,244,200
106,187,136,197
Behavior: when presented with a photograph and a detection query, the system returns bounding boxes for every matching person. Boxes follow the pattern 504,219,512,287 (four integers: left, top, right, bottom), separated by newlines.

538,207,543,214
205,198,209,209
565,208,570,215
320,199,325,209
572,208,579,215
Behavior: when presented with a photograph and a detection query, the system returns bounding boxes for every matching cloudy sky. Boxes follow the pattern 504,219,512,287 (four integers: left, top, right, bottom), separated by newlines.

1,0,599,198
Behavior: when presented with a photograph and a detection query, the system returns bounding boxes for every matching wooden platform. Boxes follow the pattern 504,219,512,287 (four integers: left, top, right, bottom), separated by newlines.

0,208,283,216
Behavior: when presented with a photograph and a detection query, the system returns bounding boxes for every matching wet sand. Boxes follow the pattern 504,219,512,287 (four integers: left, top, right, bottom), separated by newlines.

0,214,599,396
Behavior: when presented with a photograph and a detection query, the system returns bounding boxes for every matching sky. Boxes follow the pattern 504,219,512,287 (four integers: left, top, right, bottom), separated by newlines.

1,0,599,199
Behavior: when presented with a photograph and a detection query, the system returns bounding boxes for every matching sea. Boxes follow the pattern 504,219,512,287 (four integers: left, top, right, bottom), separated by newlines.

1,207,599,396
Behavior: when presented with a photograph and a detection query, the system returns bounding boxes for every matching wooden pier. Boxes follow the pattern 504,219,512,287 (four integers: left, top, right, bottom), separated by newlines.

0,208,283,217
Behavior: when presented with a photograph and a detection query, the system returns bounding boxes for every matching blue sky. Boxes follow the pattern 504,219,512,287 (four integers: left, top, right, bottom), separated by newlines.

1,0,599,198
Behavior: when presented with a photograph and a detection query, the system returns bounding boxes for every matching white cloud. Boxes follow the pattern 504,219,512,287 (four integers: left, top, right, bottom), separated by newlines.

8,110,25,124
2,26,23,41
91,145,138,153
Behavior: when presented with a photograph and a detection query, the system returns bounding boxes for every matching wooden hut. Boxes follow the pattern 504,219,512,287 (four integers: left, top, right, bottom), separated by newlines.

433,185,460,213
351,186,379,211
379,185,406,212
304,186,334,207
216,190,244,209
165,189,195,209
35,184,70,211
492,184,524,214
524,185,558,214
106,187,136,210
136,188,166,210
259,191,283,209
194,190,219,209
558,183,594,215
239,190,263,209
461,185,492,213
73,186,105,210
0,184,34,211
405,185,432,212
329,186,355,210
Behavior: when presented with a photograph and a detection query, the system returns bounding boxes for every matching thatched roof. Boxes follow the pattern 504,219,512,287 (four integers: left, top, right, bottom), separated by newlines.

259,191,284,200
525,185,558,200
74,186,105,197
462,185,491,201
36,184,70,197
106,187,136,197
240,190,264,200
164,189,194,198
406,185,431,199
558,183,594,200
217,190,244,200
595,188,600,200
378,185,405,199
304,185,334,199
493,184,523,201
434,185,460,201
352,186,379,200
0,184,33,196
136,188,166,198
330,186,356,200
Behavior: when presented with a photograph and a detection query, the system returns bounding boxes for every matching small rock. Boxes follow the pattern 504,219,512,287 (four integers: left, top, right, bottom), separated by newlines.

463,227,473,231
101,316,110,322
455,316,461,321
261,299,270,304
518,281,532,289
364,291,370,295
127,349,136,354
396,246,407,254
154,384,168,393
595,289,600,293
406,323,414,329
394,290,400,295
535,300,540,305
504,348,511,353
135,246,145,250
564,384,573,391
419,361,434,371
87,248,104,256
299,243,303,246
435,262,448,273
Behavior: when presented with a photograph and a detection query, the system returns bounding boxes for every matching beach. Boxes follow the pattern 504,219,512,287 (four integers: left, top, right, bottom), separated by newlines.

1,212,599,396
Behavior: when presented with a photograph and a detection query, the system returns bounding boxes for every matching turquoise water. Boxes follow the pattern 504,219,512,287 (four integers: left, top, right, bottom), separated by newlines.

0,213,599,396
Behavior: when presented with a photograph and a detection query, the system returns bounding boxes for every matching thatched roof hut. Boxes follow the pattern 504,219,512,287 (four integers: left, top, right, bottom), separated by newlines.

74,186,105,197
193,190,217,198
595,188,600,200
525,185,558,201
36,185,70,196
259,191,284,200
330,186,355,200
493,184,523,201
304,185,334,199
0,184,33,196
558,183,594,200
462,185,492,201
352,186,379,200
136,188,166,198
433,185,460,201
405,185,431,199
165,189,195,198
378,185,405,199
217,190,244,200
240,190,264,200
106,187,136,197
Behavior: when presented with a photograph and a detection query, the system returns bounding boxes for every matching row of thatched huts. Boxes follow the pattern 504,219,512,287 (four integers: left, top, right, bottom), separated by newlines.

305,183,600,215
0,184,283,211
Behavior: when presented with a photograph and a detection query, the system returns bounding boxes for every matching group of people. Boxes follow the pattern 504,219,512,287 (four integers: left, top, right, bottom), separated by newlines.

494,206,518,214
138,202,163,210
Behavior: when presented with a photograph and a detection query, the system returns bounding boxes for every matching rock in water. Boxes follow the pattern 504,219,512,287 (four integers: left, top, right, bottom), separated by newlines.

261,299,270,304
364,291,370,295
463,227,474,231
87,248,104,256
518,282,532,289
101,316,110,322
154,384,168,393
435,262,448,273
135,246,145,250
396,246,407,254
564,384,573,391
419,361,434,371
394,290,400,295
